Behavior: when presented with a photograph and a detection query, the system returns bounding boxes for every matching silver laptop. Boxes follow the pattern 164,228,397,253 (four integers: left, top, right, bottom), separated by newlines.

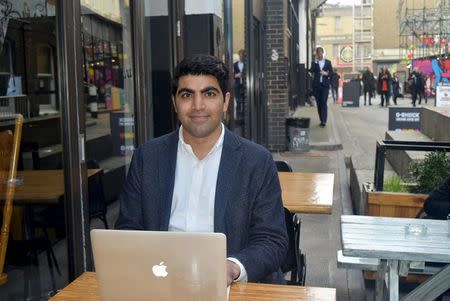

91,229,228,301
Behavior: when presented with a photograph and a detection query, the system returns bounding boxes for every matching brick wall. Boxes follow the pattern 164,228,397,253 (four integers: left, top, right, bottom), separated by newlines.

264,0,289,151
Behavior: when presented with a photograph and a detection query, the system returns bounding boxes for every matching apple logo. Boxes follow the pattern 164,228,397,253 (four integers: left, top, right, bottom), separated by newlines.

152,262,168,278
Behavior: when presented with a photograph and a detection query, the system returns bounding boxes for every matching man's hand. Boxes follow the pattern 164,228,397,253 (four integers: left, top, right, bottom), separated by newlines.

226,260,241,286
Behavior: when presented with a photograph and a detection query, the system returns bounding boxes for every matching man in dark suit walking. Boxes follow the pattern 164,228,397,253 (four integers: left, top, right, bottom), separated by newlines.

115,55,288,285
233,49,246,121
310,47,333,127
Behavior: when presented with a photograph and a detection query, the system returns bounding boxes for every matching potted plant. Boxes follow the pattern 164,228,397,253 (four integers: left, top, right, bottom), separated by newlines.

362,151,450,218
408,151,450,194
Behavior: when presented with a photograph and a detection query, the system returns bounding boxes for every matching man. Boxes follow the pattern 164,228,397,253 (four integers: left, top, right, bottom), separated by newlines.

408,67,421,107
330,70,340,104
115,55,288,285
310,47,333,127
361,67,375,106
392,72,400,105
417,71,427,105
233,49,246,121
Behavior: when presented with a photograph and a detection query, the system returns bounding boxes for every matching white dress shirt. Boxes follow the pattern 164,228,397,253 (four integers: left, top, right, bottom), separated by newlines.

169,124,247,282
318,59,325,83
237,61,244,73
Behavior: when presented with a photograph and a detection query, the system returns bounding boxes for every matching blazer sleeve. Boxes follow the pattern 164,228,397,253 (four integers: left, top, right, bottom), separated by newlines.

229,154,288,282
423,176,450,219
115,147,145,230
327,60,334,81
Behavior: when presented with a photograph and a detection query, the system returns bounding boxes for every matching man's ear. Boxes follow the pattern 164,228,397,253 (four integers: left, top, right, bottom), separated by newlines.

223,92,231,113
172,96,177,113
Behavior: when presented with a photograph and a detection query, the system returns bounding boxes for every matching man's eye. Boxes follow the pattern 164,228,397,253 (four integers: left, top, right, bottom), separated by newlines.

205,91,216,97
180,92,192,98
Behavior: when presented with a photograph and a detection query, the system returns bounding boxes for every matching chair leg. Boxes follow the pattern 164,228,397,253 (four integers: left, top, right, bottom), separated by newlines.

290,267,298,284
299,253,306,285
43,229,61,276
45,245,57,294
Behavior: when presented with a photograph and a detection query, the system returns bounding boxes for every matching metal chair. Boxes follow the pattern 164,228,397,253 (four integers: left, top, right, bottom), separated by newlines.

275,160,293,172
0,114,23,285
275,160,306,285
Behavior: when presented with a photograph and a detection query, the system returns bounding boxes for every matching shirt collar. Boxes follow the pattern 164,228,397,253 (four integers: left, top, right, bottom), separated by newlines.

178,123,225,160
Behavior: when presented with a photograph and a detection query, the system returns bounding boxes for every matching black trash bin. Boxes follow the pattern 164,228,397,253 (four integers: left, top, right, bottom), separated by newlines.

286,117,310,152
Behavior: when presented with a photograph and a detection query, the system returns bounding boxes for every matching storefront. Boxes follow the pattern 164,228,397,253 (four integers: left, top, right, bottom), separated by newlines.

0,0,150,298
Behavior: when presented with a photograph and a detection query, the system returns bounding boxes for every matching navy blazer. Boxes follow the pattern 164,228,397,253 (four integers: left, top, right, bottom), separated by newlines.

115,128,288,283
310,59,333,88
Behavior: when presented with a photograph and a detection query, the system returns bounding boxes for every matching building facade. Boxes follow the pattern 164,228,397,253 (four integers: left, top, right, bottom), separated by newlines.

0,0,315,298
315,2,372,78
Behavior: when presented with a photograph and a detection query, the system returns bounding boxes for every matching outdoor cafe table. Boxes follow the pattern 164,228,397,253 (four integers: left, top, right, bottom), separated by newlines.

341,215,450,301
49,272,337,301
0,169,101,205
278,172,334,214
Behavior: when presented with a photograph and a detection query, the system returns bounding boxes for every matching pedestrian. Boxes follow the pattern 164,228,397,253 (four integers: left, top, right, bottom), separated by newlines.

362,67,375,105
417,71,427,105
392,72,400,105
233,49,246,121
330,70,340,104
377,66,392,107
115,54,288,285
309,46,333,127
408,67,421,107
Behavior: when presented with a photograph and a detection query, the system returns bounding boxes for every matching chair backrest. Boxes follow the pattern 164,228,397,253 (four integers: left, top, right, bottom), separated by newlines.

275,160,293,172
0,115,24,285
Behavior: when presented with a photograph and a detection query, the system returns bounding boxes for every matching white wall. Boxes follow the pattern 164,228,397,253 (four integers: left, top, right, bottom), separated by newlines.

144,0,168,17
185,0,222,17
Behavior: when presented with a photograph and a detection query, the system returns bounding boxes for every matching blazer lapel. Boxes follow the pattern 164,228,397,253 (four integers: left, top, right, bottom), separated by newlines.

214,129,242,233
158,130,179,230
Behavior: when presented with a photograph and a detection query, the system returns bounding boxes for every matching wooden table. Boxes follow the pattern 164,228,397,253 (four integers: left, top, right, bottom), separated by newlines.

278,172,334,214
49,272,336,301
341,215,450,301
0,169,102,299
0,169,101,205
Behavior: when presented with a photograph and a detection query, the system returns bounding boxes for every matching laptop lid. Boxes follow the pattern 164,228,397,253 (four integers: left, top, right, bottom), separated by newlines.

91,229,227,301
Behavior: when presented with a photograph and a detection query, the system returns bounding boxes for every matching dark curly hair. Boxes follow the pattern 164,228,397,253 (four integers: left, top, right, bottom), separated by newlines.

171,54,229,97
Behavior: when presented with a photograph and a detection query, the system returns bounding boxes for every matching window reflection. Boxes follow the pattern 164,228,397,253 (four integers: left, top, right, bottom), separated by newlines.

80,0,136,211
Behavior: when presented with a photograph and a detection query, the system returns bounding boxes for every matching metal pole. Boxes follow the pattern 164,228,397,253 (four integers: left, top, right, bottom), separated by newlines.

374,141,385,192
352,0,355,72
223,0,234,127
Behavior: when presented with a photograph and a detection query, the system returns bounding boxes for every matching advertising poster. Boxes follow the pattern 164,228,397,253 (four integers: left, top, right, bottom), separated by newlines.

388,107,421,131
436,83,450,107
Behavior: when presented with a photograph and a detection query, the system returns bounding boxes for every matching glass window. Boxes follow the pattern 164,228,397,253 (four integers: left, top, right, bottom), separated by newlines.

335,16,341,30
0,2,65,300
80,0,136,232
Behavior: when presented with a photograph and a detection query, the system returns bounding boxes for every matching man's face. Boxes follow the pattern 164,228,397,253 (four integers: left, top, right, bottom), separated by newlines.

172,74,230,142
239,51,246,62
316,49,324,60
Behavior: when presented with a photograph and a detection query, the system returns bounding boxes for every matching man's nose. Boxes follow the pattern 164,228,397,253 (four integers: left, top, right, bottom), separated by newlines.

192,93,205,110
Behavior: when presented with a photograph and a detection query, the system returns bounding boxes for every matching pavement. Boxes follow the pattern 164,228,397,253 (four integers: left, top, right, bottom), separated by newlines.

273,94,448,300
